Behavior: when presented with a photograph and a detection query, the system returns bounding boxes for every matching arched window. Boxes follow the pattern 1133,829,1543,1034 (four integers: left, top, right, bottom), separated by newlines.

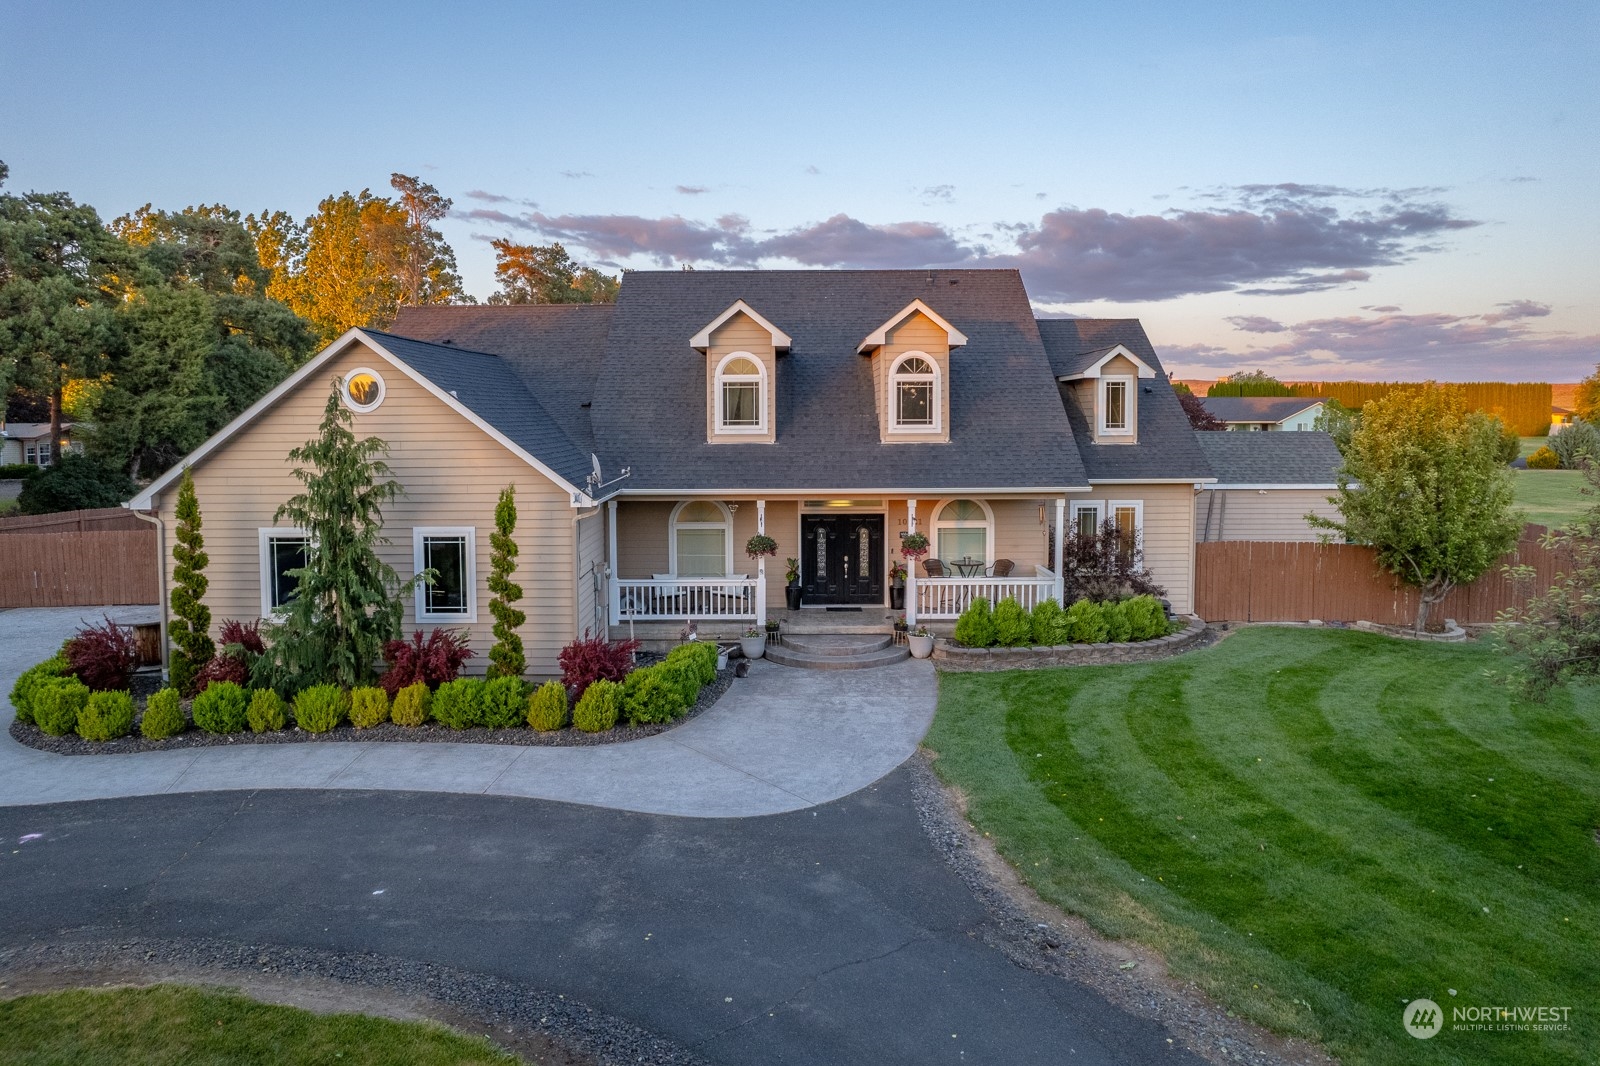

670,500,733,577
889,353,939,432
934,498,993,565
714,353,766,433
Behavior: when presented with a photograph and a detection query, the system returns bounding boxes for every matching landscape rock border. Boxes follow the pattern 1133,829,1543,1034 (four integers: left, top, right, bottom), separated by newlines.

933,616,1210,671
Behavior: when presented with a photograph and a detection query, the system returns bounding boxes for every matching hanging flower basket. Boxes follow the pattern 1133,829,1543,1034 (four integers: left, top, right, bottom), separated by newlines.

899,532,929,560
745,534,779,559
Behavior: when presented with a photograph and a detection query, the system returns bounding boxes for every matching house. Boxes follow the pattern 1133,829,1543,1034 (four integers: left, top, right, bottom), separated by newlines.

1191,431,1343,541
127,269,1218,677
1201,395,1325,432
0,422,79,467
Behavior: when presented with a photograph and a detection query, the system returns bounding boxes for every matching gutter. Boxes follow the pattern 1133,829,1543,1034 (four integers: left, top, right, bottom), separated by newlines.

127,500,169,680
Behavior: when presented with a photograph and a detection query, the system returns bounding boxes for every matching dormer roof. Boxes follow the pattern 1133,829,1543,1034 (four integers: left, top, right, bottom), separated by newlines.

1053,343,1157,381
857,299,968,354
689,299,791,352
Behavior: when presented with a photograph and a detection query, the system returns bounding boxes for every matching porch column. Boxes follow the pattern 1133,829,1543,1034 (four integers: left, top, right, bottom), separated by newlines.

1053,497,1066,604
607,497,620,626
755,499,767,626
905,498,918,625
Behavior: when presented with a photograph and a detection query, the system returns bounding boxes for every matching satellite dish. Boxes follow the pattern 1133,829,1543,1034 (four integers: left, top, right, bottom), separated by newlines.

591,453,603,481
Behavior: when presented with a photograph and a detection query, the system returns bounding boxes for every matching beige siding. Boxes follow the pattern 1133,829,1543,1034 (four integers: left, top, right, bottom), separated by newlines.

706,312,777,444
876,313,951,443
1089,354,1141,445
615,501,674,577
1195,489,1339,542
1072,484,1196,614
156,343,579,679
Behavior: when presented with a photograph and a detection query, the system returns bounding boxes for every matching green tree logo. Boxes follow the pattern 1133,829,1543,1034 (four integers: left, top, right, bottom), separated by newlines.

1404,999,1443,1039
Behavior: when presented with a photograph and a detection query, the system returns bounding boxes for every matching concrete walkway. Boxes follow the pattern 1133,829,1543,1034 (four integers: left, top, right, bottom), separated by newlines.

0,607,937,817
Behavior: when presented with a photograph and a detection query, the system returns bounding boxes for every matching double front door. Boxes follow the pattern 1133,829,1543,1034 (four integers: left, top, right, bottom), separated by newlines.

801,515,884,605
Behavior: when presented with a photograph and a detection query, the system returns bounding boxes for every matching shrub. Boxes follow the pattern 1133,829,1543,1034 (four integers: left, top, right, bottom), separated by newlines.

349,686,390,729
33,677,90,736
953,598,996,648
623,666,687,725
379,628,474,696
10,655,70,725
661,661,703,707
246,688,288,732
63,616,139,692
1066,599,1110,644
486,485,526,678
168,468,213,695
1103,599,1133,643
572,678,620,732
431,678,485,729
140,688,186,739
1526,445,1560,470
1030,599,1068,646
1551,417,1600,469
391,682,431,727
992,597,1033,647
1124,595,1169,641
17,453,134,515
0,462,39,479
480,676,527,728
526,680,568,731
191,681,249,734
559,633,640,698
192,652,249,693
1060,517,1167,604
77,690,135,741
293,684,347,733
666,641,717,686
195,619,268,693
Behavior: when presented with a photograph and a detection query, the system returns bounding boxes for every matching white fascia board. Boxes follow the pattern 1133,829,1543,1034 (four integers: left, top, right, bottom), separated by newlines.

856,299,969,353
128,328,589,510
690,300,792,351
1202,483,1339,490
614,485,1091,498
1055,344,1157,381
1088,477,1218,485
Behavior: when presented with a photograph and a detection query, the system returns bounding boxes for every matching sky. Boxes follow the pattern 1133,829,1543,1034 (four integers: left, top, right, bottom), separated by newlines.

2,0,1596,382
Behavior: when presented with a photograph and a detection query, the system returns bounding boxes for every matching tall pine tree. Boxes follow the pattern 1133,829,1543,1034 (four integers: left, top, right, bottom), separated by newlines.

487,484,526,678
169,468,213,693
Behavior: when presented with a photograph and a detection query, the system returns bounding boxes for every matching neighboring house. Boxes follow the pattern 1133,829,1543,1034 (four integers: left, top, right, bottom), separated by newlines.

1192,431,1343,542
128,269,1219,678
1550,405,1574,433
1202,396,1325,431
0,422,79,467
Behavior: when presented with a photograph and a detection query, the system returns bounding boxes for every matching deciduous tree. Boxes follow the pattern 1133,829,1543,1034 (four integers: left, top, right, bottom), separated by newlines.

487,239,618,304
1174,384,1224,430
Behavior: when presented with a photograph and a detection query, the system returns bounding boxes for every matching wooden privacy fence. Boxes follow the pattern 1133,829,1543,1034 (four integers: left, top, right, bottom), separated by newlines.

0,508,158,608
1195,528,1567,624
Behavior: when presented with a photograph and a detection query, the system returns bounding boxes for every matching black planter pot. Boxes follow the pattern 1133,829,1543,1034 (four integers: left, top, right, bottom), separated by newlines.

889,584,905,610
785,585,803,610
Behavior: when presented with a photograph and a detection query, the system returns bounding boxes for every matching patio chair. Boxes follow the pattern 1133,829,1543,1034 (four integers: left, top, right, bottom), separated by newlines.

988,558,1014,577
922,558,946,578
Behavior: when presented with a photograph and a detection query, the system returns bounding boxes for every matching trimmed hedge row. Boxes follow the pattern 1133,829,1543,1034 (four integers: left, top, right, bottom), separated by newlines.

952,595,1176,649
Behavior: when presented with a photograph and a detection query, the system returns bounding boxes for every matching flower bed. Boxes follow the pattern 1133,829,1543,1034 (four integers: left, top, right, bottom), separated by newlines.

935,617,1210,672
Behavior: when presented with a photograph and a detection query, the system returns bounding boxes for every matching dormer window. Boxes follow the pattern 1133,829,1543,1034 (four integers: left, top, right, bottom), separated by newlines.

1100,377,1132,435
891,354,939,431
1055,343,1155,445
716,353,766,433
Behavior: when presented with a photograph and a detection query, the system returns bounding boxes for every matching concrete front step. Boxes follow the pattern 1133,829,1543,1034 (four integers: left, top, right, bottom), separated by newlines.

782,632,893,656
766,636,911,671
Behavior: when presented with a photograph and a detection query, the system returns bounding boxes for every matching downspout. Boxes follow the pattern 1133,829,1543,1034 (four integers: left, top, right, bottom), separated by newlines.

129,501,169,681
572,506,600,642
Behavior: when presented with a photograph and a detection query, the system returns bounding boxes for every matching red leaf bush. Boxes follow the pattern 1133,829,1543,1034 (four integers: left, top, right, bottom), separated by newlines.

193,619,267,694
63,616,139,692
379,628,474,696
558,633,639,699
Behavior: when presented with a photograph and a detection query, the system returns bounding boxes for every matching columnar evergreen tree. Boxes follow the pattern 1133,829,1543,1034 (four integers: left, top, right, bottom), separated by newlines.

168,468,213,693
486,484,526,678
253,387,411,693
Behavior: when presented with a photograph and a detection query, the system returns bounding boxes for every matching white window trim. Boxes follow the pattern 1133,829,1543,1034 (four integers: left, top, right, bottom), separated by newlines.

932,497,994,566
1071,501,1106,539
413,526,478,623
888,351,942,435
713,351,767,435
259,527,312,619
668,499,734,577
1099,376,1134,436
1108,500,1145,565
341,366,386,413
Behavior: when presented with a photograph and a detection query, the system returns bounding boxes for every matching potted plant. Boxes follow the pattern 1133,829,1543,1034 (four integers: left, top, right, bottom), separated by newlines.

899,532,929,561
785,556,803,610
889,559,907,610
745,534,778,559
907,624,935,659
739,626,767,660
765,617,782,645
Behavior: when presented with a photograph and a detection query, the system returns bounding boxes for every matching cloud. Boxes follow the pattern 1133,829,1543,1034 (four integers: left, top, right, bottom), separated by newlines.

921,184,955,203
804,165,821,175
454,207,535,229
1236,270,1371,296
560,170,594,179
676,185,710,195
758,215,976,268
1166,304,1600,381
464,189,515,203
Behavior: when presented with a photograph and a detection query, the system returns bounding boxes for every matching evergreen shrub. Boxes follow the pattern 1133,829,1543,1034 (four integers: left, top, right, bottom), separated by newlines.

33,678,90,736
10,655,70,725
953,598,996,648
391,682,431,727
992,597,1033,647
572,679,620,733
77,690,134,741
431,678,484,729
246,688,288,732
1103,599,1133,643
623,666,686,725
1030,599,1067,646
293,684,347,733
140,688,185,739
481,676,527,728
349,686,390,729
1066,600,1110,644
526,680,568,731
191,681,248,734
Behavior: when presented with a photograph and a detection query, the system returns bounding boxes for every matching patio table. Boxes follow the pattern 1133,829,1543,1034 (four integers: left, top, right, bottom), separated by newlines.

950,558,985,577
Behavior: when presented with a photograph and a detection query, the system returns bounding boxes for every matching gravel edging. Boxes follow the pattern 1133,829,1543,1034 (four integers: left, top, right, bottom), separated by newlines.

0,936,708,1066
905,753,1337,1066
10,670,734,757
933,618,1212,671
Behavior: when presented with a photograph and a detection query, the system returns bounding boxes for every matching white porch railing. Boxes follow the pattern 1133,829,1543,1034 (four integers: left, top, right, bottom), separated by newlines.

914,566,1057,619
611,577,758,623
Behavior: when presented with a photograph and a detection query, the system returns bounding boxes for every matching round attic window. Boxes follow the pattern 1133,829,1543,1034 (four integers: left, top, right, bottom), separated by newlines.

342,368,385,412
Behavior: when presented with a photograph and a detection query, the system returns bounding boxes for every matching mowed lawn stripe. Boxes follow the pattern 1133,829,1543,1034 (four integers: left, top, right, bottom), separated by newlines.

930,628,1600,1066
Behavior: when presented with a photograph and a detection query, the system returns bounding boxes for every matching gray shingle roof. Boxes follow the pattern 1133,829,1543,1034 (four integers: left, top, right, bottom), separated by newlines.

364,330,595,494
589,270,1089,492
1200,395,1324,424
1191,430,1343,485
1035,319,1213,482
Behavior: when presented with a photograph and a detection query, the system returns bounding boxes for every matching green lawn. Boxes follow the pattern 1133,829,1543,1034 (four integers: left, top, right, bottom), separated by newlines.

1517,436,1549,460
927,628,1599,1066
0,984,520,1065
1513,469,1589,529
